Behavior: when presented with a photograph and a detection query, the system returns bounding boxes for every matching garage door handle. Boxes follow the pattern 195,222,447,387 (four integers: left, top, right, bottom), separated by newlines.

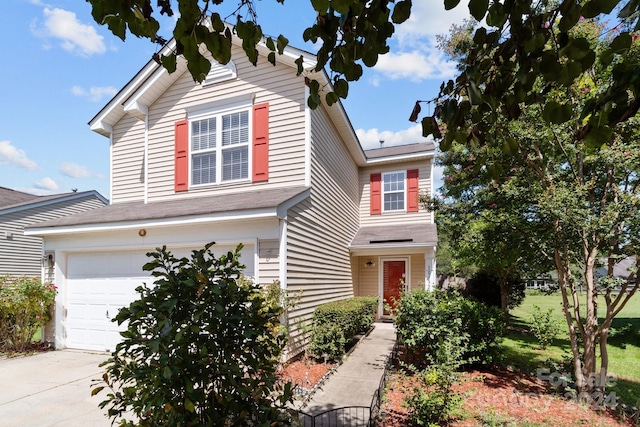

106,310,109,319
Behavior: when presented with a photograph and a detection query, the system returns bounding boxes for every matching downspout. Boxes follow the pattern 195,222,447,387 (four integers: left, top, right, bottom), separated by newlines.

144,112,149,204
304,85,312,188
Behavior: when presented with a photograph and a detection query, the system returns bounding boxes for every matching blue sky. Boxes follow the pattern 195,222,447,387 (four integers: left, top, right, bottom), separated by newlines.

0,0,470,198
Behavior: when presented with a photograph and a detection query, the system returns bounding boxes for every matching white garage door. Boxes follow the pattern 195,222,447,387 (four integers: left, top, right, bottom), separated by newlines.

66,251,152,352
65,245,254,352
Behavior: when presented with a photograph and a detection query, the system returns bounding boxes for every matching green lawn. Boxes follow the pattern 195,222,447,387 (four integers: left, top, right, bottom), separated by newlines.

502,291,640,406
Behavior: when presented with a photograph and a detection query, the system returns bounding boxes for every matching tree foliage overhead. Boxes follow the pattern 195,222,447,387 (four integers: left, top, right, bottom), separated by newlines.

86,0,411,108
426,0,640,150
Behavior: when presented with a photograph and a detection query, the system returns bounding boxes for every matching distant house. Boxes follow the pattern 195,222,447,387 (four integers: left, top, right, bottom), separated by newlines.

25,31,437,353
0,187,107,279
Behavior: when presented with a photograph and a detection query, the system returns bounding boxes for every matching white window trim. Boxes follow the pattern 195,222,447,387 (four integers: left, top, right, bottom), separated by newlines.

381,170,407,213
189,105,253,188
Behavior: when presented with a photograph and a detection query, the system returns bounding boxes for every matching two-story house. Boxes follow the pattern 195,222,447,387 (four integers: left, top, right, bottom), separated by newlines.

0,187,107,279
26,35,437,353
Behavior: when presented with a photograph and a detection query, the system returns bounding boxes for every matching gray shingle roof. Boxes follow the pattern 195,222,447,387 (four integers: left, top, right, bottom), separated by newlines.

0,188,104,213
350,223,438,247
27,186,309,230
364,142,435,160
0,187,40,209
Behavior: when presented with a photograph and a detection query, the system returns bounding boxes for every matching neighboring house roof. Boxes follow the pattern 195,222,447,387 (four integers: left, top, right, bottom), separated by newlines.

26,186,310,234
0,186,40,208
350,224,438,250
0,189,109,216
595,257,636,280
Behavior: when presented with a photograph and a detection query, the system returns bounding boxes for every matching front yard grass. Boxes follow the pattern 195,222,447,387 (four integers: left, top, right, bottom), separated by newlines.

502,291,640,406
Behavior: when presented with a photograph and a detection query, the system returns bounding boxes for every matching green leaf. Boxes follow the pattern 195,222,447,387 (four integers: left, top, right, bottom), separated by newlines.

469,0,489,21
331,0,352,14
276,35,289,54
467,81,483,105
184,398,195,413
160,54,177,74
542,101,572,124
392,0,412,24
311,0,330,13
334,79,349,98
610,32,632,52
584,126,613,147
91,386,104,396
325,91,339,106
444,0,461,10
582,0,619,18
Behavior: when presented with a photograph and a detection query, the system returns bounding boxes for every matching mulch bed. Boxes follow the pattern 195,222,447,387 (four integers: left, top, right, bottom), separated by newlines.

277,356,335,393
380,366,637,426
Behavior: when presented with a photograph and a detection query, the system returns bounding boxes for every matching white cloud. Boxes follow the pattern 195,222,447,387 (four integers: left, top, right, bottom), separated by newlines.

60,162,91,178
71,85,118,102
356,124,433,150
367,3,470,85
34,177,59,191
0,141,38,170
32,7,105,57
375,49,458,81
395,1,472,46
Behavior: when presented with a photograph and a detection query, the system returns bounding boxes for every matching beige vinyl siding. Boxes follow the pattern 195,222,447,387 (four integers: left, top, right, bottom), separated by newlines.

356,257,379,297
354,253,426,298
123,45,308,203
111,115,146,203
359,160,433,226
285,105,360,351
258,239,280,286
0,197,106,277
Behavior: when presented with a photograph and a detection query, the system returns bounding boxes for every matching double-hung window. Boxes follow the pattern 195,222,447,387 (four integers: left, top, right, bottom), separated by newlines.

382,171,406,212
191,108,250,186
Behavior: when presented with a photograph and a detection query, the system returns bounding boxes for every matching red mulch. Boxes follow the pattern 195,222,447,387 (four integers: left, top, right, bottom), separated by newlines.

380,367,636,426
277,357,335,391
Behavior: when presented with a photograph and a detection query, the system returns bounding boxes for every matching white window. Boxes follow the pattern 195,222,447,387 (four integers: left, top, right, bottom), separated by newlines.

383,171,406,212
191,108,250,186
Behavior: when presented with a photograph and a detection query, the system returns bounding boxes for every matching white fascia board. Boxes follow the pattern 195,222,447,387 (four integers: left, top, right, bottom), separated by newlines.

365,151,435,166
0,192,107,217
89,40,177,136
349,243,436,256
25,208,279,237
276,188,311,219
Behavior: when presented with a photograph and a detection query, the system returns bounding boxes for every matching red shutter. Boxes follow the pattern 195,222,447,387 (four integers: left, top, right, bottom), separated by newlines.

252,103,269,182
174,119,189,192
407,169,419,212
370,173,381,215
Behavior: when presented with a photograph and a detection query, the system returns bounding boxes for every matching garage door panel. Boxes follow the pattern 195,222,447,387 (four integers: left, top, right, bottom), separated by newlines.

65,245,254,352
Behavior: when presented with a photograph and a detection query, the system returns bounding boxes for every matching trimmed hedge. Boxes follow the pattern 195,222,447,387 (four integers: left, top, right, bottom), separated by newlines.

308,296,378,360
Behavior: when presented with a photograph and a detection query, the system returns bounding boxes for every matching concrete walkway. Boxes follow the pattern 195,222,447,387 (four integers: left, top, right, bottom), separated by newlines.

300,321,396,421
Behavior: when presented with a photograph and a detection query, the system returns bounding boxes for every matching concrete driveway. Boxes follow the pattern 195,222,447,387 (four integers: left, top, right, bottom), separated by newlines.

0,350,111,427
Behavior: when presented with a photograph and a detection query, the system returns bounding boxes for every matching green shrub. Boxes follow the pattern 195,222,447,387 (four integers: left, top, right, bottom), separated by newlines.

0,276,56,353
403,359,461,426
395,290,505,367
93,243,294,426
308,296,378,360
529,305,560,349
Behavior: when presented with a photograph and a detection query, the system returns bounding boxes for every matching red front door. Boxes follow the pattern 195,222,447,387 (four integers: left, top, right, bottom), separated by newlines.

383,260,406,315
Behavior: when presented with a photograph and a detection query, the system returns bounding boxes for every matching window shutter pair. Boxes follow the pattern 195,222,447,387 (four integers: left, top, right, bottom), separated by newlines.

174,103,270,192
370,169,419,215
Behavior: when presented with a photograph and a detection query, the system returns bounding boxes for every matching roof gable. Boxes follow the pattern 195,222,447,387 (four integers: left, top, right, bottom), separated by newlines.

0,190,108,216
